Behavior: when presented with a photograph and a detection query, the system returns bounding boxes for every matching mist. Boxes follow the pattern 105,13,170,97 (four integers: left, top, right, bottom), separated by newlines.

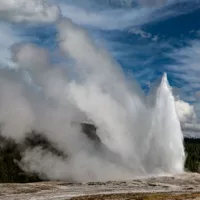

0,16,186,181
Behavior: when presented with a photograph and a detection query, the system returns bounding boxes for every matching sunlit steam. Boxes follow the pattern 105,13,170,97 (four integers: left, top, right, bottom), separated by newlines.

0,18,185,181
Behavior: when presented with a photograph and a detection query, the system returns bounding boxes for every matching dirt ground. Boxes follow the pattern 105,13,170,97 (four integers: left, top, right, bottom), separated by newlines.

0,173,200,200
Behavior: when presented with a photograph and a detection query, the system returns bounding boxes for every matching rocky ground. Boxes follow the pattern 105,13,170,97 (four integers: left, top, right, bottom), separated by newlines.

1,173,200,200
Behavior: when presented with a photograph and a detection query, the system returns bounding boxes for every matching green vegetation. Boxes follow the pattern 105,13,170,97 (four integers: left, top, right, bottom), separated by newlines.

0,134,41,183
0,130,67,183
0,125,199,183
184,138,200,173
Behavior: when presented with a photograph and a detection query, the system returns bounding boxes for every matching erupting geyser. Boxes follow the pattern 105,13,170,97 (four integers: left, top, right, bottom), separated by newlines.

0,19,185,182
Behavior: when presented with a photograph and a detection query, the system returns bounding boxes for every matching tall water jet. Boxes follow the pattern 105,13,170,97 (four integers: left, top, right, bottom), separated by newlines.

143,73,185,174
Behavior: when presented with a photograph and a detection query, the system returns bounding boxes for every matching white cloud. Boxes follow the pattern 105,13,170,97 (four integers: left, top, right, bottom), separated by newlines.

129,28,159,41
175,99,196,123
0,0,60,23
181,122,200,138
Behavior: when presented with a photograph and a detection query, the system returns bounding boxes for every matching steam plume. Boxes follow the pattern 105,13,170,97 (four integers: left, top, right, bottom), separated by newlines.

0,18,185,181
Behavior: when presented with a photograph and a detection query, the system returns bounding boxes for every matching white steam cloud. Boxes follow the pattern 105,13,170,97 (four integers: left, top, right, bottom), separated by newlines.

0,17,185,181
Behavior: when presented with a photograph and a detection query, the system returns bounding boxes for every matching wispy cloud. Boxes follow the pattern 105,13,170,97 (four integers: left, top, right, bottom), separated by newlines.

59,3,154,30
167,34,200,95
58,0,200,30
129,28,159,41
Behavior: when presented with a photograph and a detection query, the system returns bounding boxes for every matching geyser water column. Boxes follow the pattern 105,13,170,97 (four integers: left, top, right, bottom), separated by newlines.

58,19,185,176
142,73,185,174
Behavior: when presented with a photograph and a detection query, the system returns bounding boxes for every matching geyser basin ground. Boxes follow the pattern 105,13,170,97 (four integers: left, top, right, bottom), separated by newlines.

1,173,200,200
